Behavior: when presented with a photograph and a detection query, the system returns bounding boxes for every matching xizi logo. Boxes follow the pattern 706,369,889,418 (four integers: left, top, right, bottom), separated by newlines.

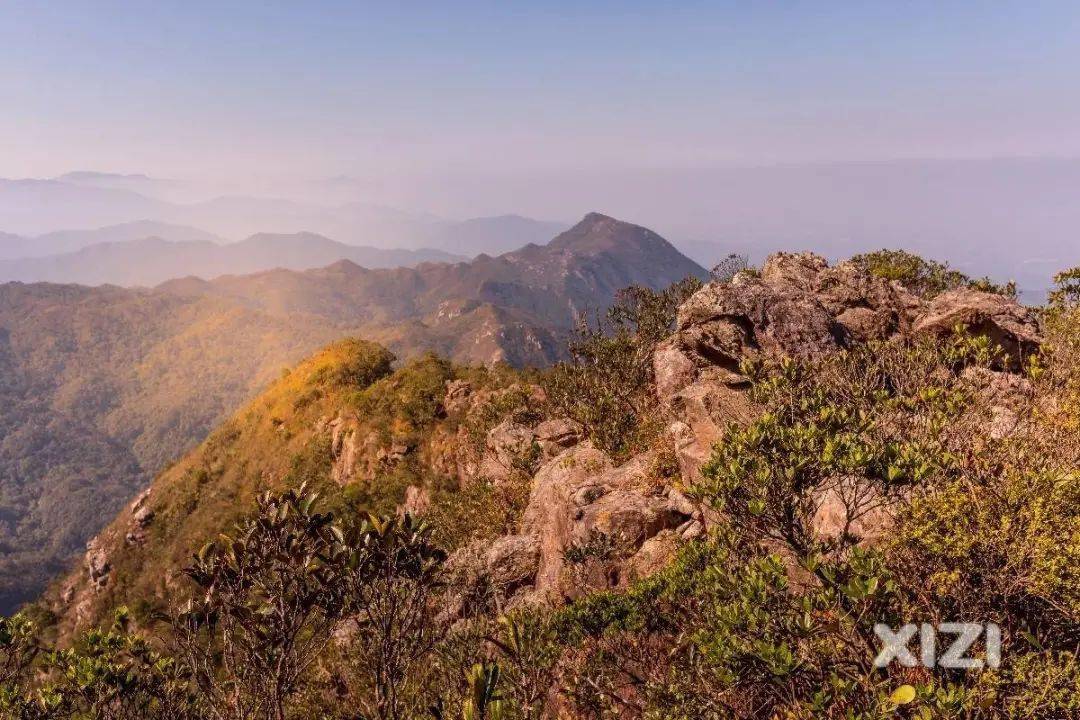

874,623,1001,669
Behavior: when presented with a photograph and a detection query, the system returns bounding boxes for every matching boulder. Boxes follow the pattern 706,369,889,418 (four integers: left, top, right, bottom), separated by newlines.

811,480,894,545
522,447,695,599
673,256,842,373
534,418,583,455
914,288,1041,370
522,443,614,594
483,534,541,591
571,489,684,552
625,530,681,582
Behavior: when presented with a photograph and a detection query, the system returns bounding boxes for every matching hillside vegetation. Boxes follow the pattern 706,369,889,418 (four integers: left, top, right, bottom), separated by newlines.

0,285,350,611
0,213,704,611
3,250,1075,718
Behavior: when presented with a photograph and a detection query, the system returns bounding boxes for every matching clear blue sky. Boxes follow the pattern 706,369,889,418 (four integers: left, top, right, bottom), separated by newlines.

3,1,1079,180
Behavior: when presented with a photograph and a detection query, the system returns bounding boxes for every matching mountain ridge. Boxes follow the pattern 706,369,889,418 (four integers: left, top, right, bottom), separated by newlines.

0,231,464,286
0,177,569,254
0,213,706,611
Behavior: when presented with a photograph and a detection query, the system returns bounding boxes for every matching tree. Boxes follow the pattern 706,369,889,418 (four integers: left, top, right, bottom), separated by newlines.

173,485,348,720
339,513,447,720
0,613,36,691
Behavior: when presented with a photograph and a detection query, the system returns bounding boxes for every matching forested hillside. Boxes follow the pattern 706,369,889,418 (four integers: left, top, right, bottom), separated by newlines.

0,214,705,611
0,284,351,610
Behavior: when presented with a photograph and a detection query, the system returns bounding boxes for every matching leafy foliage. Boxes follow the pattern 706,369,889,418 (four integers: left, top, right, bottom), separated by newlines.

174,485,348,720
542,278,702,458
850,248,1016,298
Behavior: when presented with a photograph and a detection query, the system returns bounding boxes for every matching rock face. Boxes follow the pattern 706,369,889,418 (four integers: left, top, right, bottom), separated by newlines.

914,288,1042,370
669,253,920,384
85,540,110,590
447,443,698,614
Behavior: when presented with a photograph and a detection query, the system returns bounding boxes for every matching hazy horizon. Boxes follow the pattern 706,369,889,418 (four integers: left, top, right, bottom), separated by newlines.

2,2,1079,294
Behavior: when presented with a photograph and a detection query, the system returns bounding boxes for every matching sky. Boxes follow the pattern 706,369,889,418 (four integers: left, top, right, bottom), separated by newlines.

3,0,1080,184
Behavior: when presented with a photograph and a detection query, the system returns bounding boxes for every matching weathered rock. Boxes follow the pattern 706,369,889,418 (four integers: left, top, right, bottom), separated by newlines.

444,379,473,413
483,534,541,590
914,288,1042,370
478,419,538,483
521,447,695,599
675,256,843,366
85,540,110,590
834,306,895,343
816,261,921,337
670,252,925,383
666,488,698,518
961,366,1036,439
534,418,583,455
132,504,154,527
402,485,431,516
625,530,681,582
330,426,360,485
571,489,684,551
442,534,542,621
760,251,829,291
522,443,614,595
811,480,894,545
677,518,705,540
129,488,151,514
653,339,701,405
661,380,756,486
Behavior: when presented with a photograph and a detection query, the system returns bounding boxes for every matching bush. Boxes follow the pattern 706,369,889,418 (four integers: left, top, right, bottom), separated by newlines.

850,248,1015,298
542,278,701,458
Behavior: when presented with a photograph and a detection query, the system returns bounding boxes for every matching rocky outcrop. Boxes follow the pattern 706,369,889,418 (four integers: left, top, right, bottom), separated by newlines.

914,288,1042,370
124,488,154,545
476,416,584,485
519,445,696,601
667,253,920,391
449,252,1043,617
328,415,361,485
85,539,110,590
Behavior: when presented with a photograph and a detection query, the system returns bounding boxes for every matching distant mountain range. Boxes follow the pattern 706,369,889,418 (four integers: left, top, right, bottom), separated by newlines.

159,213,703,352
0,213,706,610
0,177,568,255
0,220,221,261
0,231,463,286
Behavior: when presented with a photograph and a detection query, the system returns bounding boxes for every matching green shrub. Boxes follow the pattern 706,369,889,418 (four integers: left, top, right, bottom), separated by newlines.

542,278,701,459
850,248,1015,298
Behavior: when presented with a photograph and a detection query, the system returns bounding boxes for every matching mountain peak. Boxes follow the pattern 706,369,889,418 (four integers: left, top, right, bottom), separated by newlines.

547,212,700,265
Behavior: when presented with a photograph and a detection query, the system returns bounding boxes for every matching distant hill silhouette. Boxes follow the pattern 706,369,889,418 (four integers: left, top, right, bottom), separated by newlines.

0,231,463,286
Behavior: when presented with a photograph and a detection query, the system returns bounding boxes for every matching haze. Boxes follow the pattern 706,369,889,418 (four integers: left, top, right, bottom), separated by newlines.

2,1,1079,295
